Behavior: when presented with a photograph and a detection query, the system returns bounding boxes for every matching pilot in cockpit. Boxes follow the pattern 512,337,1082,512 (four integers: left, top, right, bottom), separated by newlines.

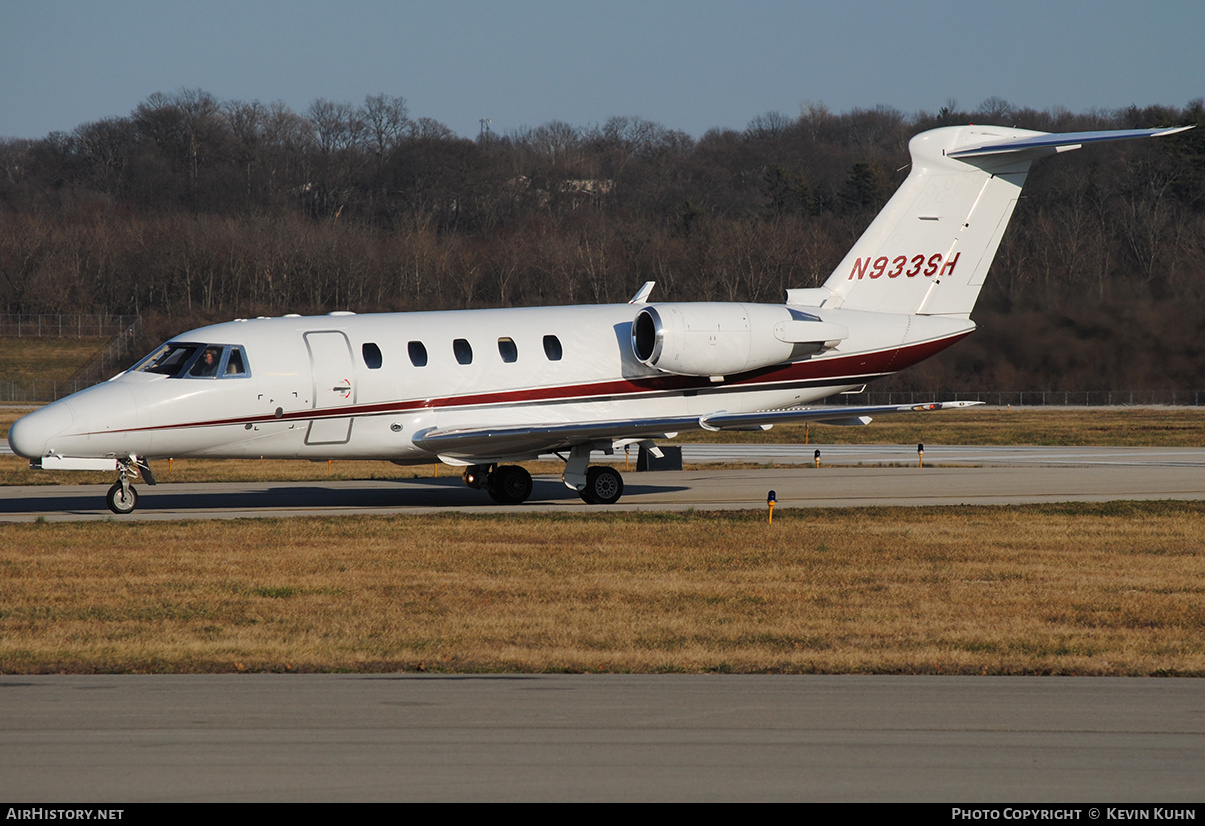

190,346,223,377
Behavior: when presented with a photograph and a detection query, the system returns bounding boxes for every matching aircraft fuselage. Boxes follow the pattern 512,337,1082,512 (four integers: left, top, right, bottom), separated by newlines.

9,303,972,466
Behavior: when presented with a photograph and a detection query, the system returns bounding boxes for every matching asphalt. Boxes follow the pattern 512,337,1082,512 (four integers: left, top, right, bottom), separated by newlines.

2,675,1202,802
3,444,1204,521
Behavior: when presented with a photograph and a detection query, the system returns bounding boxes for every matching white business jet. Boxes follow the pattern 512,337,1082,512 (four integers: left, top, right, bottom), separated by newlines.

8,124,1189,513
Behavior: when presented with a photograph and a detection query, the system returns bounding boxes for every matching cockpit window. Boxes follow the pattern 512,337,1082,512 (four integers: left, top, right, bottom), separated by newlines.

224,347,249,376
189,346,224,377
130,342,250,379
132,343,199,376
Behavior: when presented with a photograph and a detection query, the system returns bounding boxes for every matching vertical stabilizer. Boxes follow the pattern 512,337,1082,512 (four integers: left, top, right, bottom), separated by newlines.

818,124,1191,318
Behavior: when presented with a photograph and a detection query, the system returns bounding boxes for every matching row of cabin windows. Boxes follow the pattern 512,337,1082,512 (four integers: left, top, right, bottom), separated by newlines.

361,335,563,370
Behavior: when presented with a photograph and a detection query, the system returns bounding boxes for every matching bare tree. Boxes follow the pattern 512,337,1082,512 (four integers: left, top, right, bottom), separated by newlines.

361,93,410,160
307,98,363,155
410,117,456,141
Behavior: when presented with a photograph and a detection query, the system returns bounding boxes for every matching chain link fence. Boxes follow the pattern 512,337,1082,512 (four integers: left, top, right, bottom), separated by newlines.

0,314,139,338
1,314,143,403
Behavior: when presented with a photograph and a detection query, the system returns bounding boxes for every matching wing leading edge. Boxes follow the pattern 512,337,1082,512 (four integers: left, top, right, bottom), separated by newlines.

412,400,983,462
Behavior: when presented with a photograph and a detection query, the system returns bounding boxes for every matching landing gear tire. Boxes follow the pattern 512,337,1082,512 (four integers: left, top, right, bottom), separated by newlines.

107,481,137,515
580,466,623,505
487,465,533,505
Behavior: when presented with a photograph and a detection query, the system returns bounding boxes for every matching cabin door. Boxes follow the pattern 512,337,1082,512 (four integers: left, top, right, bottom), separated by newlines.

304,331,356,445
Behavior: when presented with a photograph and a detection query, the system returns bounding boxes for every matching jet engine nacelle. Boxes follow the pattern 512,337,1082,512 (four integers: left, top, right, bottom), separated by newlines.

631,302,848,377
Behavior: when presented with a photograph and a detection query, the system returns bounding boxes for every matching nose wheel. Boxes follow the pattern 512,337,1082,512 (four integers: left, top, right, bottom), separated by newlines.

107,480,138,514
106,456,154,514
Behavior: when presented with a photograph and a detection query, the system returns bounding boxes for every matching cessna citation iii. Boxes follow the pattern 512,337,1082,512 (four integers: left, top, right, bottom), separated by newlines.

9,123,1189,513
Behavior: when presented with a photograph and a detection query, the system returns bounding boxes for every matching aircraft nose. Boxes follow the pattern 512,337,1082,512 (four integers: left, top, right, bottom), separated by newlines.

7,401,75,459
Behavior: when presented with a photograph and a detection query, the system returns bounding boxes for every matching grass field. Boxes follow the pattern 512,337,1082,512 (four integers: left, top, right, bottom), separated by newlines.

3,405,1201,678
2,502,1201,676
0,338,110,385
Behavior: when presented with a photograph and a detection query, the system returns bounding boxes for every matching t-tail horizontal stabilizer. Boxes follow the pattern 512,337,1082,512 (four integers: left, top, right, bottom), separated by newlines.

946,126,1193,158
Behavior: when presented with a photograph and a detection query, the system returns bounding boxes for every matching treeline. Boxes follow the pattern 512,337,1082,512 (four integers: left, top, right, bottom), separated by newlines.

1,90,1202,391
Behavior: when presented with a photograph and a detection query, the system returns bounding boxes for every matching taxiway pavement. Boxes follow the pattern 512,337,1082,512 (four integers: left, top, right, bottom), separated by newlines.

2,445,1204,521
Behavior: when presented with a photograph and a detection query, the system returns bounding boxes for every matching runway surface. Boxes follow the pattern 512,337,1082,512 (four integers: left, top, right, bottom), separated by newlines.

2,674,1202,802
3,445,1204,521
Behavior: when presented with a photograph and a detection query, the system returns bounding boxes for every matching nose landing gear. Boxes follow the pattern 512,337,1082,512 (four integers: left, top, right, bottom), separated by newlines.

106,457,156,515
106,479,137,514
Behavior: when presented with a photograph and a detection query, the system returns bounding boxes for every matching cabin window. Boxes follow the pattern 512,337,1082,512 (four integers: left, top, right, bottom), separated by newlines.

453,338,473,365
408,341,428,367
362,342,383,369
543,335,563,361
498,337,518,363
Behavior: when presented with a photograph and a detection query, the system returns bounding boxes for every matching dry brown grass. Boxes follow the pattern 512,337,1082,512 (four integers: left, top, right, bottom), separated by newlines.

0,339,109,384
3,502,1202,676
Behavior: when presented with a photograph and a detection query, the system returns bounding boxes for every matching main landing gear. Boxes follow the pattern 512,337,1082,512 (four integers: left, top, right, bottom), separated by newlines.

460,453,626,506
462,464,534,505
562,444,623,505
580,466,623,505
106,456,156,515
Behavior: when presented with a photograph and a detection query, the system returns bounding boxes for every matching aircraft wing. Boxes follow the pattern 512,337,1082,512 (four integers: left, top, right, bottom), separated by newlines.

412,400,982,462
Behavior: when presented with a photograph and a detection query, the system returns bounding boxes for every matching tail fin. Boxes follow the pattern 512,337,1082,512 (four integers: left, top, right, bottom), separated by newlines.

815,125,1191,318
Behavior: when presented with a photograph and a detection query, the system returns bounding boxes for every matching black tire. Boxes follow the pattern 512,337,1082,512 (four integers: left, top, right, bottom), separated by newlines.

106,481,137,514
487,465,533,505
580,466,623,505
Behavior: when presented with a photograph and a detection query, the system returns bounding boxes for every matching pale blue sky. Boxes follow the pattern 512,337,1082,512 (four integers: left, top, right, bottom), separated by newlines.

2,0,1201,140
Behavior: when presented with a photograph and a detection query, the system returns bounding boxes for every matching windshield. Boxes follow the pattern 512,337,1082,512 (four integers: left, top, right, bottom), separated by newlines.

130,342,250,378
131,343,200,376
